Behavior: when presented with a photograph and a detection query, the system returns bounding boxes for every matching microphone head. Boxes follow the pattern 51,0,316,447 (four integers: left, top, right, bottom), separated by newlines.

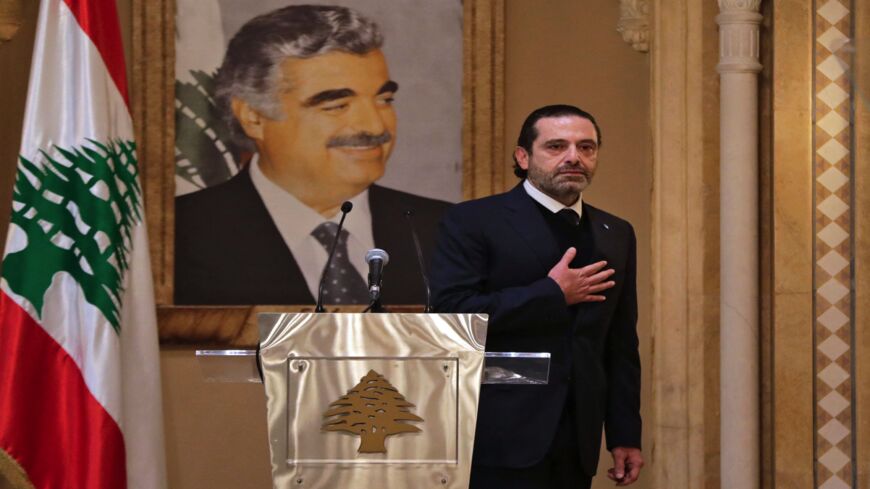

404,209,415,218
340,201,353,213
365,248,390,265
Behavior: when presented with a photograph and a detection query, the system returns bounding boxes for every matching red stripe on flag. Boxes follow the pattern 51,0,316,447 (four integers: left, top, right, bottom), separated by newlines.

62,0,129,105
0,291,127,489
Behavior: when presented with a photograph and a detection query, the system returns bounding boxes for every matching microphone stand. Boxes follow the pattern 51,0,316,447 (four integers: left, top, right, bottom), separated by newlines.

314,202,353,313
362,298,386,313
404,210,432,312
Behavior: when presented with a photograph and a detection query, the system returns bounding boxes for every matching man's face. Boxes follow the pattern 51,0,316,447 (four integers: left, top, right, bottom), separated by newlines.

514,115,599,206
237,49,398,210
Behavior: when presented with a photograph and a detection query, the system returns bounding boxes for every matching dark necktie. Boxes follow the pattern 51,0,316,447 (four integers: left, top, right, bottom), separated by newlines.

310,222,369,304
557,208,581,226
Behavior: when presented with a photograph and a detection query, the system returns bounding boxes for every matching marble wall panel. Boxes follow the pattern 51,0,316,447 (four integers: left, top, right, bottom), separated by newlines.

812,0,857,486
772,0,815,487
852,1,869,486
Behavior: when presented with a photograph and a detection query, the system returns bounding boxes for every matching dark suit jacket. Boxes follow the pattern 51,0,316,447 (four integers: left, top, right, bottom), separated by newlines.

429,184,641,476
174,166,450,305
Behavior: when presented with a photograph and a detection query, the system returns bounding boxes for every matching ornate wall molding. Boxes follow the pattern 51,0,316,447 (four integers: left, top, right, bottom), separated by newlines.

617,0,649,53
718,0,761,11
0,0,24,43
716,0,762,74
649,0,716,487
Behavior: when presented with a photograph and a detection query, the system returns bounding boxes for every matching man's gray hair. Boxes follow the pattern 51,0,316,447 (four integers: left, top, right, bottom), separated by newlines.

214,5,384,151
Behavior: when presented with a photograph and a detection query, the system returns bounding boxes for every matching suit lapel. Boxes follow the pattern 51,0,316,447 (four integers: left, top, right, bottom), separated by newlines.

572,204,621,328
501,186,620,277
582,203,617,266
237,167,315,303
500,186,624,331
503,184,561,275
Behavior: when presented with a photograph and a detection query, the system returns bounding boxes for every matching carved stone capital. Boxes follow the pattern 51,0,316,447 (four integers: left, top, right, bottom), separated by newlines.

617,0,649,53
0,0,24,43
716,0,763,73
718,0,762,13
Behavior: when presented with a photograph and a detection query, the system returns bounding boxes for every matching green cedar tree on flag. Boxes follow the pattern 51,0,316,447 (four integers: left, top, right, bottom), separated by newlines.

0,0,167,487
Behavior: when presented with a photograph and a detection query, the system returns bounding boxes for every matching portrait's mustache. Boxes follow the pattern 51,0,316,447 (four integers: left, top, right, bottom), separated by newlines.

326,131,392,149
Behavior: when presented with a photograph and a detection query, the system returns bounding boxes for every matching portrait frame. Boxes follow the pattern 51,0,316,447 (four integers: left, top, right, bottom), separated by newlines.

130,0,505,345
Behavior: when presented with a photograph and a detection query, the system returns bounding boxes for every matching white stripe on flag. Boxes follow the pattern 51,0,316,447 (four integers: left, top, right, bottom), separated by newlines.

20,0,133,162
119,223,167,489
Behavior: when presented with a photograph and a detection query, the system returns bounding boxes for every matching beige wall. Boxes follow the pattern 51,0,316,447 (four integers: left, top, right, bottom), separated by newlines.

0,0,38,244
0,1,651,487
161,349,272,487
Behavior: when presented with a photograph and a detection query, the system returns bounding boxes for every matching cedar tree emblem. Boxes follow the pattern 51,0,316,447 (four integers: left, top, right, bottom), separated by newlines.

322,369,424,453
5,140,141,331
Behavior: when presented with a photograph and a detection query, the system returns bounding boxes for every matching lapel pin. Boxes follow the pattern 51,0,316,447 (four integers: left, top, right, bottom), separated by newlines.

603,223,610,230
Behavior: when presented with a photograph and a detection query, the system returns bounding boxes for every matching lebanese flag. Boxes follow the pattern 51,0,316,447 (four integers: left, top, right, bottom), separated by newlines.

0,0,167,487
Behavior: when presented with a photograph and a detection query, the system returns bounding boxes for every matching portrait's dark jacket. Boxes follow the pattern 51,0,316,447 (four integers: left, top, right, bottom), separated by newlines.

174,166,450,305
429,183,641,476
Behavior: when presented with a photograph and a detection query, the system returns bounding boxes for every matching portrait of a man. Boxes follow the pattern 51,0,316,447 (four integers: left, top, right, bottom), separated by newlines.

174,4,456,306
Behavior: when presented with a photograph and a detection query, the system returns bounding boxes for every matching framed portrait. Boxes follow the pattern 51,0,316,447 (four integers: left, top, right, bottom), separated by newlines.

130,0,505,345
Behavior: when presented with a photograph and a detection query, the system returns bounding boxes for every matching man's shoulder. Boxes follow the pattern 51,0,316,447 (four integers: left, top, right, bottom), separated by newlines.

176,168,256,218
370,184,451,207
174,169,266,245
445,185,521,215
369,184,452,220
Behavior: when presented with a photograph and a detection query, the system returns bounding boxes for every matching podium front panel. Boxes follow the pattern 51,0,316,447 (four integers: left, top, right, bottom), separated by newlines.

258,313,487,489
287,357,459,464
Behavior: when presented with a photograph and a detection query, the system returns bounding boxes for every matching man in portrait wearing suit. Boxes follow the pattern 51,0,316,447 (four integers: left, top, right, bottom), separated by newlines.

430,105,643,488
175,5,449,306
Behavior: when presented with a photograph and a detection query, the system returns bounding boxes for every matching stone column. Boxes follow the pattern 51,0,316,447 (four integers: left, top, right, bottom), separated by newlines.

717,1,762,489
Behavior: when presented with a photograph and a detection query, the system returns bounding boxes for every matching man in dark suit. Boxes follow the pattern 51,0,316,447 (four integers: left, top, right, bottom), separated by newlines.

174,5,448,305
430,105,643,488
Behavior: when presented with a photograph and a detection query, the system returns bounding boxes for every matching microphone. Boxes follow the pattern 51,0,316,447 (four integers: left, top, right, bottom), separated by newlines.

404,210,432,312
365,248,390,302
314,201,354,312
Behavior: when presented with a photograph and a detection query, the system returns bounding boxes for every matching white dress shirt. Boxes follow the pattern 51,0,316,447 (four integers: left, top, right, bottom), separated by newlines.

523,179,584,218
249,156,375,299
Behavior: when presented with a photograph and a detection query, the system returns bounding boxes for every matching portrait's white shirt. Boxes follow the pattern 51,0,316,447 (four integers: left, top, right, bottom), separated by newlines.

523,179,583,218
249,155,375,299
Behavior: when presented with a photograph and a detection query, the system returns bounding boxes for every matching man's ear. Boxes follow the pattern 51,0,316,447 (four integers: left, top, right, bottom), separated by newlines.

231,98,266,141
514,147,530,170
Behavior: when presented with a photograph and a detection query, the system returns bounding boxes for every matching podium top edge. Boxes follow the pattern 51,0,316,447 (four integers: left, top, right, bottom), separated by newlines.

256,312,489,317
195,349,257,356
196,350,549,358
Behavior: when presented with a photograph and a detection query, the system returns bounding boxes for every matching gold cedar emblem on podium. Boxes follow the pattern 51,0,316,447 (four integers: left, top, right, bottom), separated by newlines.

322,369,424,453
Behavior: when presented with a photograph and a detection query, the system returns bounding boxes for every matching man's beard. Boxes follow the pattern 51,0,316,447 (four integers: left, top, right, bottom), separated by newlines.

528,163,591,204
